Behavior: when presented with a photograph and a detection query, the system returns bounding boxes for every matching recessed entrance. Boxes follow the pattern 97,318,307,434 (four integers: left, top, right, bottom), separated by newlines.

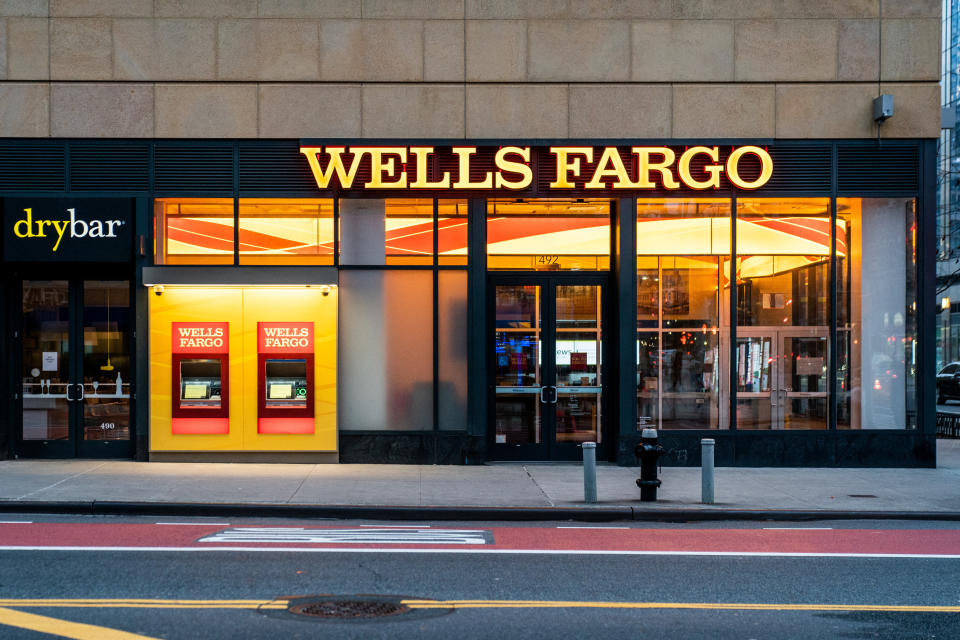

489,275,608,460
16,278,133,458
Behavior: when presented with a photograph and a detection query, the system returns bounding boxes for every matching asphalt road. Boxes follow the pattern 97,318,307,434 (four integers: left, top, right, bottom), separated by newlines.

0,516,958,639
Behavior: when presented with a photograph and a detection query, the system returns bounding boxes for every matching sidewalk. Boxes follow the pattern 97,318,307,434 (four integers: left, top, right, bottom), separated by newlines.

1,440,959,522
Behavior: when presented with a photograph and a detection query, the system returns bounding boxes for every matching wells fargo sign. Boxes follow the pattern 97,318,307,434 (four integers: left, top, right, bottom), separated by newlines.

299,145,773,193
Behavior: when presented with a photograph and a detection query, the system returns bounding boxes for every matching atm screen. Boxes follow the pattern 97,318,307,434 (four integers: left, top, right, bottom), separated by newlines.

179,359,222,408
264,359,307,408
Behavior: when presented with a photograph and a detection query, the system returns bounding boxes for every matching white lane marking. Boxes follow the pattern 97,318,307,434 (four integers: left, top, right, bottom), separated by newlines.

359,525,429,528
197,527,491,545
557,526,629,530
0,546,958,559
0,522,32,524
763,527,834,530
155,523,231,526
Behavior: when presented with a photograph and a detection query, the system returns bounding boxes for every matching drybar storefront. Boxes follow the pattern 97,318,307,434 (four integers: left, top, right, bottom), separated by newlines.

0,139,936,467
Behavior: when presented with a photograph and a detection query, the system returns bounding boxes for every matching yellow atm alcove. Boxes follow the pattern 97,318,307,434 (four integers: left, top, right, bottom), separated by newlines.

149,286,337,460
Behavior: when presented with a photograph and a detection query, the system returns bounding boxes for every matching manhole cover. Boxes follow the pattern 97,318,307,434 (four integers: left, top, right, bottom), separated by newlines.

291,600,409,619
279,594,452,624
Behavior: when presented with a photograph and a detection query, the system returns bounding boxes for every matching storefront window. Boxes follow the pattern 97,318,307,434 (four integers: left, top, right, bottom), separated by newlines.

339,270,434,430
340,199,434,265
837,198,918,430
735,198,831,430
487,199,611,270
154,198,234,265
636,199,729,430
438,199,469,266
238,199,333,265
439,271,468,429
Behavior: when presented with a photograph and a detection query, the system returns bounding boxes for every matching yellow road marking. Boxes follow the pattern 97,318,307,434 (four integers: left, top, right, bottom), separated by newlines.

0,606,159,640
400,600,960,613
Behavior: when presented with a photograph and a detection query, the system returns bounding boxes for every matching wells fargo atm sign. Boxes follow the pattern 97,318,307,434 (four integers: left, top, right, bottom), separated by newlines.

299,145,773,194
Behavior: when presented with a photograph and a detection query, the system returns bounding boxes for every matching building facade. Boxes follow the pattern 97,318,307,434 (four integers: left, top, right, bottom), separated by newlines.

0,1,942,466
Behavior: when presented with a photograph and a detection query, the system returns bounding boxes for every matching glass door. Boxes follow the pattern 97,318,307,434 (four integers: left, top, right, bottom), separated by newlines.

491,276,605,460
18,279,133,457
735,328,828,430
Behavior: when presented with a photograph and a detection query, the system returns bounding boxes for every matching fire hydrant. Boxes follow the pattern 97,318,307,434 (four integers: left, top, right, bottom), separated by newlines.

635,428,665,502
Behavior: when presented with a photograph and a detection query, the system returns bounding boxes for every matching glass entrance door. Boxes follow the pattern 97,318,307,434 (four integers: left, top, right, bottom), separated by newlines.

491,277,605,460
736,328,828,430
19,279,133,457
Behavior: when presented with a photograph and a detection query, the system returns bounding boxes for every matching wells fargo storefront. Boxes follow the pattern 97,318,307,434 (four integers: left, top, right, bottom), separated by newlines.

0,139,938,466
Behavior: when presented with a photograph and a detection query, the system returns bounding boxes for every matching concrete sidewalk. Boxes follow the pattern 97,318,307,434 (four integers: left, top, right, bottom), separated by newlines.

1,440,958,521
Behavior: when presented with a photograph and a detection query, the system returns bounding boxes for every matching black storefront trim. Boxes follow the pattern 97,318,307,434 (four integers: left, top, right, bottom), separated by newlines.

0,138,936,467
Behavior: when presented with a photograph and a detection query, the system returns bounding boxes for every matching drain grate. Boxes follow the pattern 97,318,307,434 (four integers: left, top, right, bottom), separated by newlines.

291,600,410,619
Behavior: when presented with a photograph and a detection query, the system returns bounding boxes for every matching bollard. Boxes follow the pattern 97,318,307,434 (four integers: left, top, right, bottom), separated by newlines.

701,438,715,504
583,442,597,504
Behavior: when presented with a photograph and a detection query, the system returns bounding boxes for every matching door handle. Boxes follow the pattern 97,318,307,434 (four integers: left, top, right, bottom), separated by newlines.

539,386,548,404
76,383,85,402
65,383,74,402
550,386,558,404
770,388,778,407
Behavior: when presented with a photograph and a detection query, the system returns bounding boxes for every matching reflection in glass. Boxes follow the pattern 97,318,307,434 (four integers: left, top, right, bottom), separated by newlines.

837,198,918,430
22,281,70,441
238,199,334,265
83,281,131,441
438,200,469,266
438,271,468,429
487,199,611,270
154,198,234,265
555,285,602,443
494,286,541,445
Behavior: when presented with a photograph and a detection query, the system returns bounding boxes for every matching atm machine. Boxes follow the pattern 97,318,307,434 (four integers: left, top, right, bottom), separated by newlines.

257,322,314,434
171,322,229,434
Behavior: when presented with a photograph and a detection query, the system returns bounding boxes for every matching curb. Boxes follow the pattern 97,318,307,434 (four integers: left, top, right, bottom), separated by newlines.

2,501,960,522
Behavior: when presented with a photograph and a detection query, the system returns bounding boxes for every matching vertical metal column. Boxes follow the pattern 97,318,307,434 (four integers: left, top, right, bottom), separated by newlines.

466,199,487,449
616,198,637,462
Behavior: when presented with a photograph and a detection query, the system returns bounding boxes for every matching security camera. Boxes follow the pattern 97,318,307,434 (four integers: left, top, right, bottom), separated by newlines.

152,285,164,296
321,285,331,297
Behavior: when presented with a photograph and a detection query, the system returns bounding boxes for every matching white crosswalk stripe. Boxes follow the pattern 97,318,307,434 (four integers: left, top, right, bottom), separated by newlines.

197,527,493,545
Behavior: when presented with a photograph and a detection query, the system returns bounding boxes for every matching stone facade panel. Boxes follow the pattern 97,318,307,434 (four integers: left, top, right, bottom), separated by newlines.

51,18,113,80
114,19,217,81
465,19,525,81
631,20,734,82
258,0,360,19
424,21,464,81
569,84,671,138
7,18,48,79
775,84,876,138
218,19,319,81
881,18,940,81
878,82,941,138
51,83,153,137
465,84,568,138
838,19,879,81
362,0,464,19
672,0,878,19
673,83,774,138
155,0,258,18
50,0,151,17
259,84,361,138
362,84,465,138
155,84,258,138
881,0,940,18
0,82,48,136
735,19,838,81
466,0,569,20
0,1,47,17
320,19,423,81
528,20,629,81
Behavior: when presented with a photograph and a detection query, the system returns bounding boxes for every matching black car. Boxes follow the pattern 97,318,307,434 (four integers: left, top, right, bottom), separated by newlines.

937,362,960,403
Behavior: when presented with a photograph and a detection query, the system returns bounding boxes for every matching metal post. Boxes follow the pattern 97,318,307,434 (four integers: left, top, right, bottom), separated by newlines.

701,438,715,504
583,442,597,504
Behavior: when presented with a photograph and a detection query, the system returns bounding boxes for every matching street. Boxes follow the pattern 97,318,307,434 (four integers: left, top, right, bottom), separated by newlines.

0,516,958,639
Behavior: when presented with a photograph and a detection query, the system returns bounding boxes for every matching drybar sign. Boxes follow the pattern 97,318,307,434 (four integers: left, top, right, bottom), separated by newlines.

299,145,773,192
3,198,133,262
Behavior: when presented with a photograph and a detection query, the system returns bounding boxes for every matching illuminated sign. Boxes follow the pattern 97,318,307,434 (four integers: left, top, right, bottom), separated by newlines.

258,322,314,353
172,322,229,354
3,198,133,262
299,145,773,192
